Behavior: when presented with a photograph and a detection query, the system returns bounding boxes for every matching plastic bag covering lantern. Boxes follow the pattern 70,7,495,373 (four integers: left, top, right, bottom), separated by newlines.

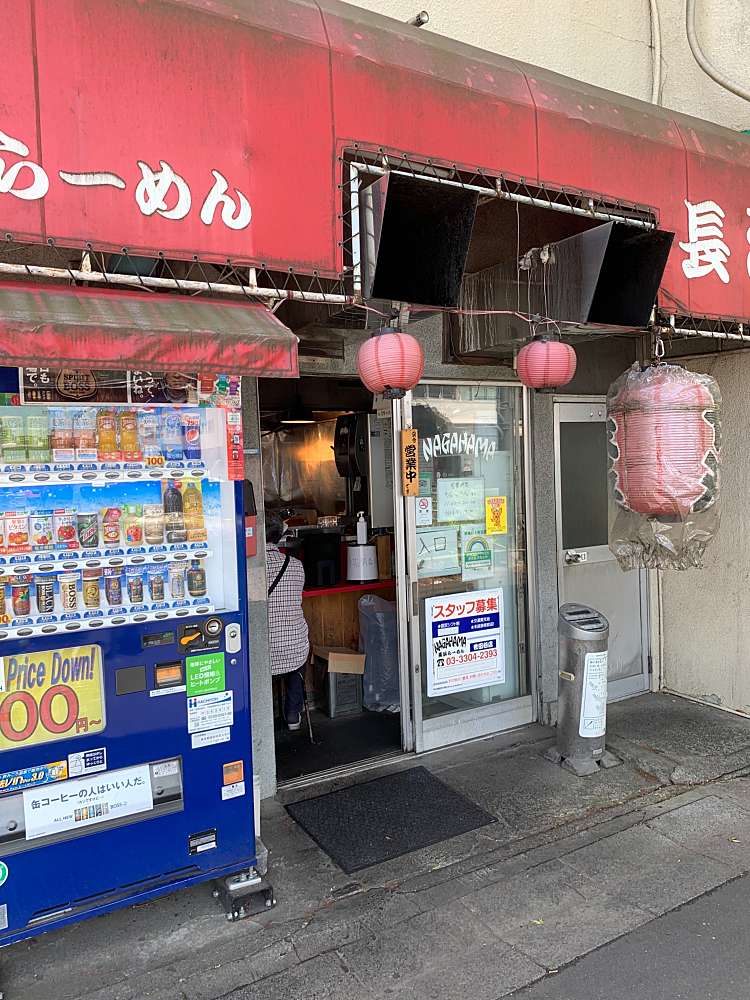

607,362,721,571
356,328,425,399
516,336,577,390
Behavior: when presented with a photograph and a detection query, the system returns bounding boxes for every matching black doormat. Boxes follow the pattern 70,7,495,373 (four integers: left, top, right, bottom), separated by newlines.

285,766,496,873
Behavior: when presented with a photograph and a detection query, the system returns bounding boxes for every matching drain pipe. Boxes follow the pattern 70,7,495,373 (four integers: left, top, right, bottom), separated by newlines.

654,568,665,693
407,11,429,26
649,0,662,104
686,0,750,103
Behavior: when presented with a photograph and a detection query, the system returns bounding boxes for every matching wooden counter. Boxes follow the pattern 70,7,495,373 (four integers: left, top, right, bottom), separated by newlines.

302,578,396,649
303,579,395,599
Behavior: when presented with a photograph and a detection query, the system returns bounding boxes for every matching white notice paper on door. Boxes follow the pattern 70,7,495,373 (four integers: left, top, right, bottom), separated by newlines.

579,651,608,738
425,588,505,697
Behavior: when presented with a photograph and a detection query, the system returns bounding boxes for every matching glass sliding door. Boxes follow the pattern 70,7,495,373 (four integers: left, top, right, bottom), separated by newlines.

403,382,533,752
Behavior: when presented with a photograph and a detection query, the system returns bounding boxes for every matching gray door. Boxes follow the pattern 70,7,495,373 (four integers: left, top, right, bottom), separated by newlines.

554,400,649,700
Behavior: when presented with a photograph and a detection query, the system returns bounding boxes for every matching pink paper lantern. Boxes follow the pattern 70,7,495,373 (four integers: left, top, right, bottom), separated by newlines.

608,364,720,518
357,328,425,398
517,336,577,390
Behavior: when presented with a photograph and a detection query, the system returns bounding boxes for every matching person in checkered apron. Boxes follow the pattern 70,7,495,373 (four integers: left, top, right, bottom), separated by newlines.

265,514,310,731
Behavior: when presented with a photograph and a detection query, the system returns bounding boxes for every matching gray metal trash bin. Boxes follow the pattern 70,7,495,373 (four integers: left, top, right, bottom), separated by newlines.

547,603,621,776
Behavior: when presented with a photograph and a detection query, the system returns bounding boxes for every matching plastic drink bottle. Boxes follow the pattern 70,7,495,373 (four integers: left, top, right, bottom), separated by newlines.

163,480,187,543
183,481,207,541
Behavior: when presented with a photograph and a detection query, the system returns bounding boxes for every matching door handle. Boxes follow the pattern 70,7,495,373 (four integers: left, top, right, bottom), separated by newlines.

564,550,587,564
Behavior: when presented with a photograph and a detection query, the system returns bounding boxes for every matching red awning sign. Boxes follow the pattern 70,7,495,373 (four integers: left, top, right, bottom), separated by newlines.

0,283,299,378
3,0,750,322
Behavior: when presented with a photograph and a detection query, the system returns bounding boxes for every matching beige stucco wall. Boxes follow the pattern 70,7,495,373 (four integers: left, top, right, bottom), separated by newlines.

658,352,750,713
355,0,750,130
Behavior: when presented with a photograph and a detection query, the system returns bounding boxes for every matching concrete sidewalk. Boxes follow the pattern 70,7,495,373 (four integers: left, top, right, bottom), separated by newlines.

6,693,750,1000
511,873,750,999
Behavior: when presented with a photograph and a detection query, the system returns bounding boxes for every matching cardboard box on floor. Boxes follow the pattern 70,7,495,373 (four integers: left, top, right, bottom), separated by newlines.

313,645,365,675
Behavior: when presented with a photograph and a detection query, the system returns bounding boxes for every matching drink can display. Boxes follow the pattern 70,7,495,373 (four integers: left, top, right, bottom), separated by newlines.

137,410,161,460
126,566,144,604
1,413,26,463
53,509,78,548
118,410,142,462
161,409,184,461
96,409,120,461
144,504,165,545
25,411,51,463
11,575,31,616
73,408,97,462
147,566,165,601
50,408,75,462
5,513,30,553
181,411,201,460
35,576,55,614
30,511,54,550
77,512,100,549
168,564,185,599
103,567,123,606
58,572,79,612
101,507,122,546
82,569,101,608
123,504,144,546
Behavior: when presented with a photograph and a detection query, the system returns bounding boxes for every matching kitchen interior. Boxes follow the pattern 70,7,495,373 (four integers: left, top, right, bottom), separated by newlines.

259,376,402,782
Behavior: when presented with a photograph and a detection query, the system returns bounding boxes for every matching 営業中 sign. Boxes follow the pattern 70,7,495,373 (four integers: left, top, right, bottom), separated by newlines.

401,429,420,496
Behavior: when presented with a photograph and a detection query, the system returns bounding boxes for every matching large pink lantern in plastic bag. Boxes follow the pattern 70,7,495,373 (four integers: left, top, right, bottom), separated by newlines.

607,363,721,570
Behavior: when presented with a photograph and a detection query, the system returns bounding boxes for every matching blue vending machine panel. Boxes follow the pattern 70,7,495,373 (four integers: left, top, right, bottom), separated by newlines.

0,385,255,945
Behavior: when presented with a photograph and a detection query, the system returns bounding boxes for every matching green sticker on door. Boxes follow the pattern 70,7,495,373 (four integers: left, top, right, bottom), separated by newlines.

186,652,226,697
0,861,8,887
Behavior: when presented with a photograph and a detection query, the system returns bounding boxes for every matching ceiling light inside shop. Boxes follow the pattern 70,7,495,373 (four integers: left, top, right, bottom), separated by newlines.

280,398,316,424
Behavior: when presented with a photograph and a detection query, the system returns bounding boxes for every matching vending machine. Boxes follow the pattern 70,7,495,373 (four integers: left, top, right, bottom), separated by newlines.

0,368,260,945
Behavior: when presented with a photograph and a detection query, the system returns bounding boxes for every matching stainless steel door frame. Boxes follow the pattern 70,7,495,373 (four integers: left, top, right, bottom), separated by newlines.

400,382,537,753
390,396,415,751
401,390,425,750
553,397,650,701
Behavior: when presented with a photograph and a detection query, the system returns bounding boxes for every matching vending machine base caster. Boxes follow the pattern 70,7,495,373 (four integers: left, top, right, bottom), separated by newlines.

213,870,276,921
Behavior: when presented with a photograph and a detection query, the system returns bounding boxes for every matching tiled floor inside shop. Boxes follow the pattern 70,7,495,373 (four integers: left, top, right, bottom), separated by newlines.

275,708,402,782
